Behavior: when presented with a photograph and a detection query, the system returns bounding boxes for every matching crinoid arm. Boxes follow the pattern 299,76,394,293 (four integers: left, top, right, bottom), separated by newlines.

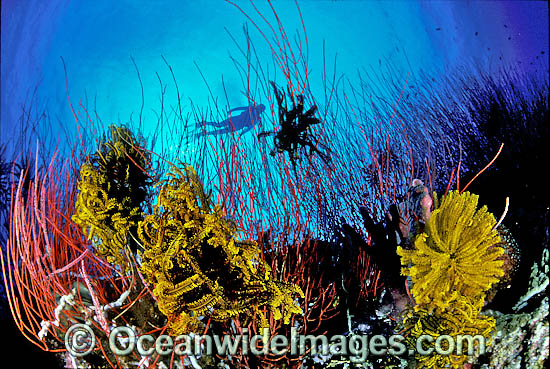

257,130,276,138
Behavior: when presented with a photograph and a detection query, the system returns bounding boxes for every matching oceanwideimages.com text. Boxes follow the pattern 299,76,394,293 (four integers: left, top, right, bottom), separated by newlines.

65,324,486,360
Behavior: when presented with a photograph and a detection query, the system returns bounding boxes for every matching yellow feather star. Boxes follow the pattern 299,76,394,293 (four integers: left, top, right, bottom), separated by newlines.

138,162,304,334
73,126,150,271
397,190,504,311
401,295,496,369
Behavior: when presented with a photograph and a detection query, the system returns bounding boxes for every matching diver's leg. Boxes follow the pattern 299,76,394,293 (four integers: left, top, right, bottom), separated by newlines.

206,127,231,136
202,121,225,129
195,127,228,138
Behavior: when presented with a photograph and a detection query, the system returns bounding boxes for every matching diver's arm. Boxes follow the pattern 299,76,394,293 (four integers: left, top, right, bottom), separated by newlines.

228,106,247,115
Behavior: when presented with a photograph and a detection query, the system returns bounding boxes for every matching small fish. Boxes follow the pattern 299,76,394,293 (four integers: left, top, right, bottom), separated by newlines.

475,31,478,36
435,27,441,31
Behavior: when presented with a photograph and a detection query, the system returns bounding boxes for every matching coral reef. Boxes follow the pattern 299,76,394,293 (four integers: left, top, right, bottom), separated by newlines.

514,247,549,312
476,297,549,369
2,3,547,368
474,248,549,369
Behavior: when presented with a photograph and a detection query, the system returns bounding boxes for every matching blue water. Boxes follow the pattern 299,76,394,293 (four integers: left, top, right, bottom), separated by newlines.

1,0,548,158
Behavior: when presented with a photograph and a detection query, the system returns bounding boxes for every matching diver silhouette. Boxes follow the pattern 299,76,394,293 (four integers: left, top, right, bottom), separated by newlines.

199,103,265,136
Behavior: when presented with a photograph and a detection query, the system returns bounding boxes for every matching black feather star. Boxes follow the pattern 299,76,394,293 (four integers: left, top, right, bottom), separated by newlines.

258,82,330,168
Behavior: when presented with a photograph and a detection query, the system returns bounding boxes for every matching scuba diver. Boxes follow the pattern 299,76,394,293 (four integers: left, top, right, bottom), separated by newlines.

198,103,265,136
